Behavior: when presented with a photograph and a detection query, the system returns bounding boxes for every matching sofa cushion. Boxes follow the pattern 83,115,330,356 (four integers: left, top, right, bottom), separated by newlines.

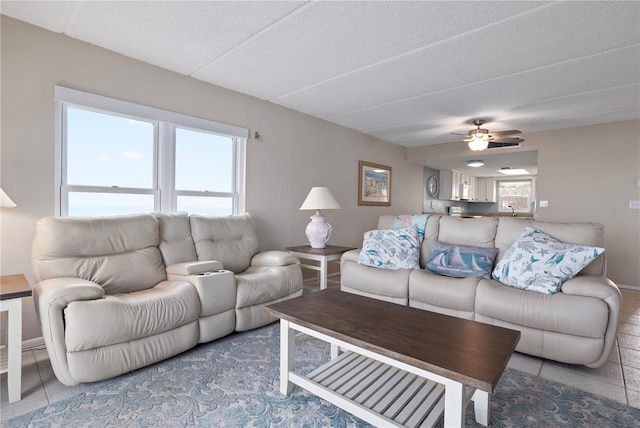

235,265,303,308
358,226,420,270
409,269,479,316
32,214,166,294
438,216,498,247
426,241,497,278
341,254,411,305
476,279,608,339
492,227,604,294
155,212,197,266
64,280,200,352
190,213,260,274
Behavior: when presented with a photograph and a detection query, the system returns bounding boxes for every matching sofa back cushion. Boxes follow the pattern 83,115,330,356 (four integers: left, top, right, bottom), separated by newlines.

32,214,166,294
190,213,259,274
154,212,197,266
495,218,606,276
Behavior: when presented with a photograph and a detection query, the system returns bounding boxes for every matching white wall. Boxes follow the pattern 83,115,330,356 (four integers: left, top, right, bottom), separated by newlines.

409,121,640,287
0,16,424,341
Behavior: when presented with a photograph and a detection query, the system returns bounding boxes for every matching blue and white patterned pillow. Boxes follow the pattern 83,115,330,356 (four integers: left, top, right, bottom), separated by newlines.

393,214,429,243
492,227,604,294
358,226,420,270
426,241,497,278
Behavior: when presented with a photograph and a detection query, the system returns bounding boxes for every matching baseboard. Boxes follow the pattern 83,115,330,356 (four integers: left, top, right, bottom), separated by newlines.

618,284,640,291
23,336,45,351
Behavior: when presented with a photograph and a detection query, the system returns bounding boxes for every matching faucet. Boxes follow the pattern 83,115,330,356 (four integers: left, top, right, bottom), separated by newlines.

508,205,517,217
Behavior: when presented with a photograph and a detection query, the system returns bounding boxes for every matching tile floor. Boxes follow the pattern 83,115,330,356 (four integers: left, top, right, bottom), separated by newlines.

1,283,639,423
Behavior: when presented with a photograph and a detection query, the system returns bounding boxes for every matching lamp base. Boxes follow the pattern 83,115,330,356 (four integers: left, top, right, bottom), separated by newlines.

305,210,332,249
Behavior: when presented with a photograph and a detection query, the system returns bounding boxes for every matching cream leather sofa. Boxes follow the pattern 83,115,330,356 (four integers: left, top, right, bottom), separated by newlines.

31,212,302,386
341,214,621,368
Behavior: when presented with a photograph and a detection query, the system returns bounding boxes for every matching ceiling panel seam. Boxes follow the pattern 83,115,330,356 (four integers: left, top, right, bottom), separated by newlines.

327,43,640,124
269,1,558,103
189,1,314,77
63,1,84,35
361,82,640,135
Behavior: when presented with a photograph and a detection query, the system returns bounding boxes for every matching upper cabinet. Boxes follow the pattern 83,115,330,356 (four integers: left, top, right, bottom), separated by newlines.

439,169,461,200
438,170,496,202
474,177,496,203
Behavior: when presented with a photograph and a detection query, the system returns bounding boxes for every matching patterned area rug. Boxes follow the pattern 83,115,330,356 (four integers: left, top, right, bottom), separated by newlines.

4,323,640,427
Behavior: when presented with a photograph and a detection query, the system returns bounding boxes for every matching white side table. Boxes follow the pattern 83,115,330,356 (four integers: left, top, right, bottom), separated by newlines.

1,274,32,403
286,245,356,290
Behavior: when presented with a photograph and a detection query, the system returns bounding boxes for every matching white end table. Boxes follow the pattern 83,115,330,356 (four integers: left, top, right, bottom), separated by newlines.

1,274,32,403
286,245,356,290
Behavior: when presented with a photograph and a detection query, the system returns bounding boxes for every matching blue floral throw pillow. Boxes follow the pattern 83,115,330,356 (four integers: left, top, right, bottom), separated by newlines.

358,226,420,270
426,241,497,278
492,227,604,294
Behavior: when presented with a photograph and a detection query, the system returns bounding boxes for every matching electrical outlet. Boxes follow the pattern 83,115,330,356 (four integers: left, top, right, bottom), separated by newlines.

539,200,549,208
630,201,640,209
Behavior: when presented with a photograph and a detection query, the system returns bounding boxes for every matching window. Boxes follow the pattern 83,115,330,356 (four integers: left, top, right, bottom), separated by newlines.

55,87,248,217
497,180,533,213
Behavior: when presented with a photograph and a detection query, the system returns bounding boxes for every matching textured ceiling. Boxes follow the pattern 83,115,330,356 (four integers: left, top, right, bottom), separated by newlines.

2,1,639,151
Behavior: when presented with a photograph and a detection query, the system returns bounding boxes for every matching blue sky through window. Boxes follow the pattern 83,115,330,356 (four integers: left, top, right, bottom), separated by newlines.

66,107,235,216
67,107,154,188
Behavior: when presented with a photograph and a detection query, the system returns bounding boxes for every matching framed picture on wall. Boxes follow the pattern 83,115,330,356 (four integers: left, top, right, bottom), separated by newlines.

358,161,392,206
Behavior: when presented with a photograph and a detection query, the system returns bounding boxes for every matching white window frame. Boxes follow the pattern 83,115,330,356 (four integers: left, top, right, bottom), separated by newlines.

497,179,534,214
54,86,248,217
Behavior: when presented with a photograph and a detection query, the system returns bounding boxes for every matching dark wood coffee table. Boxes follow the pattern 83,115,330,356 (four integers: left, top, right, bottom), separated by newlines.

265,289,520,427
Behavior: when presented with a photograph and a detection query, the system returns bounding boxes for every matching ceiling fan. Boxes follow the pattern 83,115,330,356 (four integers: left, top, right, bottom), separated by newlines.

453,119,524,151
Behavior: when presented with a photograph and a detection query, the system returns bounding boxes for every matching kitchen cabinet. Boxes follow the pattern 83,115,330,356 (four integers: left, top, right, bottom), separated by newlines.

473,177,496,202
439,170,496,202
460,174,473,200
439,169,462,200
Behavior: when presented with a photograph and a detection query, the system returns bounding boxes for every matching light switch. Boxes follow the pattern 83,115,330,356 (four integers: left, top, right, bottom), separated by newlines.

630,201,640,209
539,200,549,208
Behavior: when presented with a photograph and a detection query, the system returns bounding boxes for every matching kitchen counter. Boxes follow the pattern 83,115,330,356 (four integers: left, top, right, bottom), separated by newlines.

423,212,534,219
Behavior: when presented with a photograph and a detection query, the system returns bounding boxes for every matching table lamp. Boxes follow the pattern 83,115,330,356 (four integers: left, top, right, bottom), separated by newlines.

299,187,341,249
0,188,16,208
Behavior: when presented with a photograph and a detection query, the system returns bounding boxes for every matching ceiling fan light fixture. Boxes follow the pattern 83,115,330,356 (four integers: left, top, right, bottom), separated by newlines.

467,160,484,167
468,137,489,151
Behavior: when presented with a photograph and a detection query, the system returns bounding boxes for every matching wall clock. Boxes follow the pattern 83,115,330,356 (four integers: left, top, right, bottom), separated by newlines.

427,175,439,197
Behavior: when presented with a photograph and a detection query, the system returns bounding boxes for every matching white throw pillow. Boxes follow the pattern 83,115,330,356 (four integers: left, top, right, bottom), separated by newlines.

492,227,604,294
358,226,420,270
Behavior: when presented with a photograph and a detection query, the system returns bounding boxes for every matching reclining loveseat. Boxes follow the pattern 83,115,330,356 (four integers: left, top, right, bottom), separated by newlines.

31,212,302,386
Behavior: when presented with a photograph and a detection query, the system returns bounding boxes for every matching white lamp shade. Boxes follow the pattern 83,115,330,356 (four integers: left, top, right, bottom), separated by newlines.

299,187,341,211
0,188,16,208
468,137,489,151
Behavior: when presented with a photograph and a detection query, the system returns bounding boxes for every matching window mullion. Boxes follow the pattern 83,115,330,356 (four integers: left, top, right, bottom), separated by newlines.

235,137,246,214
158,122,176,212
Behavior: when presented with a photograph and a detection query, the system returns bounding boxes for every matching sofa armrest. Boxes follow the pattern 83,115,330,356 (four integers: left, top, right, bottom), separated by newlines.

561,275,621,302
561,275,622,368
251,250,299,267
166,260,223,276
33,278,104,386
341,249,360,264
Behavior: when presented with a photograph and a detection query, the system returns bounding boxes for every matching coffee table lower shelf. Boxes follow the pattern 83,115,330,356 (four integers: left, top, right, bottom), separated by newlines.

291,349,477,427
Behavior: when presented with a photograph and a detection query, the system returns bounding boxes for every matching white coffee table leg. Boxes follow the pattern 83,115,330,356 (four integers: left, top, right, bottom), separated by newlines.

280,320,295,394
472,389,490,426
443,381,465,427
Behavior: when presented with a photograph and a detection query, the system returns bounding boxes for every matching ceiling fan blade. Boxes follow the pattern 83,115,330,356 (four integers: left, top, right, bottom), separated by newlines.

489,130,522,136
493,137,524,143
